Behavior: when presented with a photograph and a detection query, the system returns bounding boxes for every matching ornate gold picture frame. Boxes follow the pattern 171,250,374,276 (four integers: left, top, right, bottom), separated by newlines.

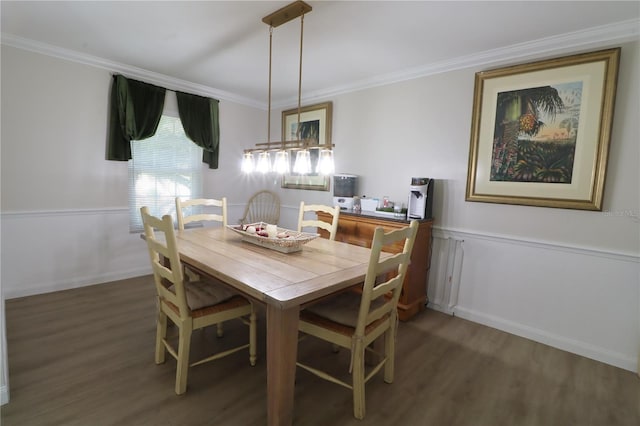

280,102,332,191
466,48,620,210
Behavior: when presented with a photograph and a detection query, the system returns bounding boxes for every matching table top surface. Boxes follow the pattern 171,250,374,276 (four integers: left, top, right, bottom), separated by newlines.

175,226,375,309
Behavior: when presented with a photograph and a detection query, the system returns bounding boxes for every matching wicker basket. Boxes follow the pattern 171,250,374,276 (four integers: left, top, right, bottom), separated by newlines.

227,223,318,253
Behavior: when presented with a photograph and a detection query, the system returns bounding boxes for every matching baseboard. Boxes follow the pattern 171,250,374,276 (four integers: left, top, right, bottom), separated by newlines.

1,385,8,405
453,306,638,374
4,266,151,300
428,301,455,316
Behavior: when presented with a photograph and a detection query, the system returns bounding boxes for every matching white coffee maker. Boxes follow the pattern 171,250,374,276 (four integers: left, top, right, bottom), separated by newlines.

407,177,434,220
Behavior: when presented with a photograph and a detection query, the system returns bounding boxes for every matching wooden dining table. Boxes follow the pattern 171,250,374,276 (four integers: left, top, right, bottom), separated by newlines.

173,226,377,426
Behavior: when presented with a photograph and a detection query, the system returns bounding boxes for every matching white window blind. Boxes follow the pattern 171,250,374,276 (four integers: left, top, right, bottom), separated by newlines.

128,115,203,232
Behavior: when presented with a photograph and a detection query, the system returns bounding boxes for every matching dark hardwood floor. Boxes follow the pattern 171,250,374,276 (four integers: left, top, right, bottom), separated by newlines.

2,276,638,425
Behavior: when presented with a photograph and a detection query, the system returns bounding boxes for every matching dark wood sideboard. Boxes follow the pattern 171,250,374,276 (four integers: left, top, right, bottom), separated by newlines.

316,210,433,321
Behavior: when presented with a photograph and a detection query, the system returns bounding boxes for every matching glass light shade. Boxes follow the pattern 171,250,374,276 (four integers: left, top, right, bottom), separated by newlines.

316,149,335,175
273,150,290,174
256,152,271,174
241,152,255,173
293,150,312,175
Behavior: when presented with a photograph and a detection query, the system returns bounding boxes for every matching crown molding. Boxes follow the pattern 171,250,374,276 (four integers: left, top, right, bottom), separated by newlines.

3,18,638,110
0,33,264,109
291,18,640,108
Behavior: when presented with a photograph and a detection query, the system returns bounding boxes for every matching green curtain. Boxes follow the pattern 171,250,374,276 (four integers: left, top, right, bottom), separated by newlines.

176,91,220,169
107,75,166,161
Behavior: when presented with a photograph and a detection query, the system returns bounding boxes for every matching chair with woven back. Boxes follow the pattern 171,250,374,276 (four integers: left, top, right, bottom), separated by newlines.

140,206,257,395
239,190,281,225
297,201,340,240
295,220,419,419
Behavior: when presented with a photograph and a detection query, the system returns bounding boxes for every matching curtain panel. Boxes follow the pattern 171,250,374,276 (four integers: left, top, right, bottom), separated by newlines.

107,75,166,161
176,92,220,169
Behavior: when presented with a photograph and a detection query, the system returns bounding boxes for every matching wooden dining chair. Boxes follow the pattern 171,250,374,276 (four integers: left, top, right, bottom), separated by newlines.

297,201,340,240
175,197,228,287
140,206,257,395
296,220,419,419
239,190,280,225
175,197,228,230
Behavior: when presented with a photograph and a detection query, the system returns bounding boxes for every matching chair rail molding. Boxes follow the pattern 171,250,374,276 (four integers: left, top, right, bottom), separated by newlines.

1,207,128,218
431,226,640,263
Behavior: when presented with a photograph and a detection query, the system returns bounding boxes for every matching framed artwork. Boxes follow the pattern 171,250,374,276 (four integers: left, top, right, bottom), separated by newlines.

281,101,332,191
466,48,620,210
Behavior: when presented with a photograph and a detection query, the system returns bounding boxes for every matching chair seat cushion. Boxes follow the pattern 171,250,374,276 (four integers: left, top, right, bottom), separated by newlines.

304,291,385,328
169,280,236,310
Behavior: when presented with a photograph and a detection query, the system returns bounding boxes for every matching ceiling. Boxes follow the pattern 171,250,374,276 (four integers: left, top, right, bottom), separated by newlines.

2,1,638,108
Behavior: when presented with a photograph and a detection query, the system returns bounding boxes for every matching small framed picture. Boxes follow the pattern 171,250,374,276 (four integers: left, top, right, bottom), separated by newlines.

281,102,332,191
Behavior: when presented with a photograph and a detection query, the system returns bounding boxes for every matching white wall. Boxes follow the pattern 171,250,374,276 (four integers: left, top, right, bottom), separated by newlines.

1,37,638,379
0,45,268,298
275,41,639,372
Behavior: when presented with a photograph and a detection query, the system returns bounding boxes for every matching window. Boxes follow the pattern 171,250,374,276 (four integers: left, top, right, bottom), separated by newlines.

129,115,203,232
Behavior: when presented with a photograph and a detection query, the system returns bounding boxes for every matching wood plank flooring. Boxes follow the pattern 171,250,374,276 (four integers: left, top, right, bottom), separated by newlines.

2,276,639,425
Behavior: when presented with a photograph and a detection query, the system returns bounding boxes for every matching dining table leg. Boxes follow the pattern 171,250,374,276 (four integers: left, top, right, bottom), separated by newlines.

266,304,300,426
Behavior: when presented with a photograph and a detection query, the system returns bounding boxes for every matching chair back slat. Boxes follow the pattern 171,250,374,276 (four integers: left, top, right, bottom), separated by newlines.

370,274,403,301
374,252,409,276
146,237,171,260
298,202,340,240
366,301,394,324
176,197,228,230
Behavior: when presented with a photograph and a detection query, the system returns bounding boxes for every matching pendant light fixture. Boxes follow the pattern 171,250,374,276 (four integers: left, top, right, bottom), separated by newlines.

316,148,335,174
241,1,335,176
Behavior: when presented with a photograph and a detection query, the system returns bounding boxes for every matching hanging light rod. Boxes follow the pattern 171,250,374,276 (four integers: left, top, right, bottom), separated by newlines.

242,0,335,175
247,0,326,156
262,1,312,27
245,140,335,154
245,0,330,156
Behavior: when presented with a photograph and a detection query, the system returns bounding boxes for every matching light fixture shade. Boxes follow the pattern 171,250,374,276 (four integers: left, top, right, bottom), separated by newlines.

273,150,291,174
256,152,272,174
293,149,312,175
241,152,255,173
316,149,335,175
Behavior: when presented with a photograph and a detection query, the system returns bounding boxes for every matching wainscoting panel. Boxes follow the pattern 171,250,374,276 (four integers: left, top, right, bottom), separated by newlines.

429,227,639,373
1,204,250,299
1,209,151,299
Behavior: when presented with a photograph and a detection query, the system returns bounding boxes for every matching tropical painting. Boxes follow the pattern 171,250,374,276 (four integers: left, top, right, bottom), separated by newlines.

490,82,582,183
466,48,619,210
